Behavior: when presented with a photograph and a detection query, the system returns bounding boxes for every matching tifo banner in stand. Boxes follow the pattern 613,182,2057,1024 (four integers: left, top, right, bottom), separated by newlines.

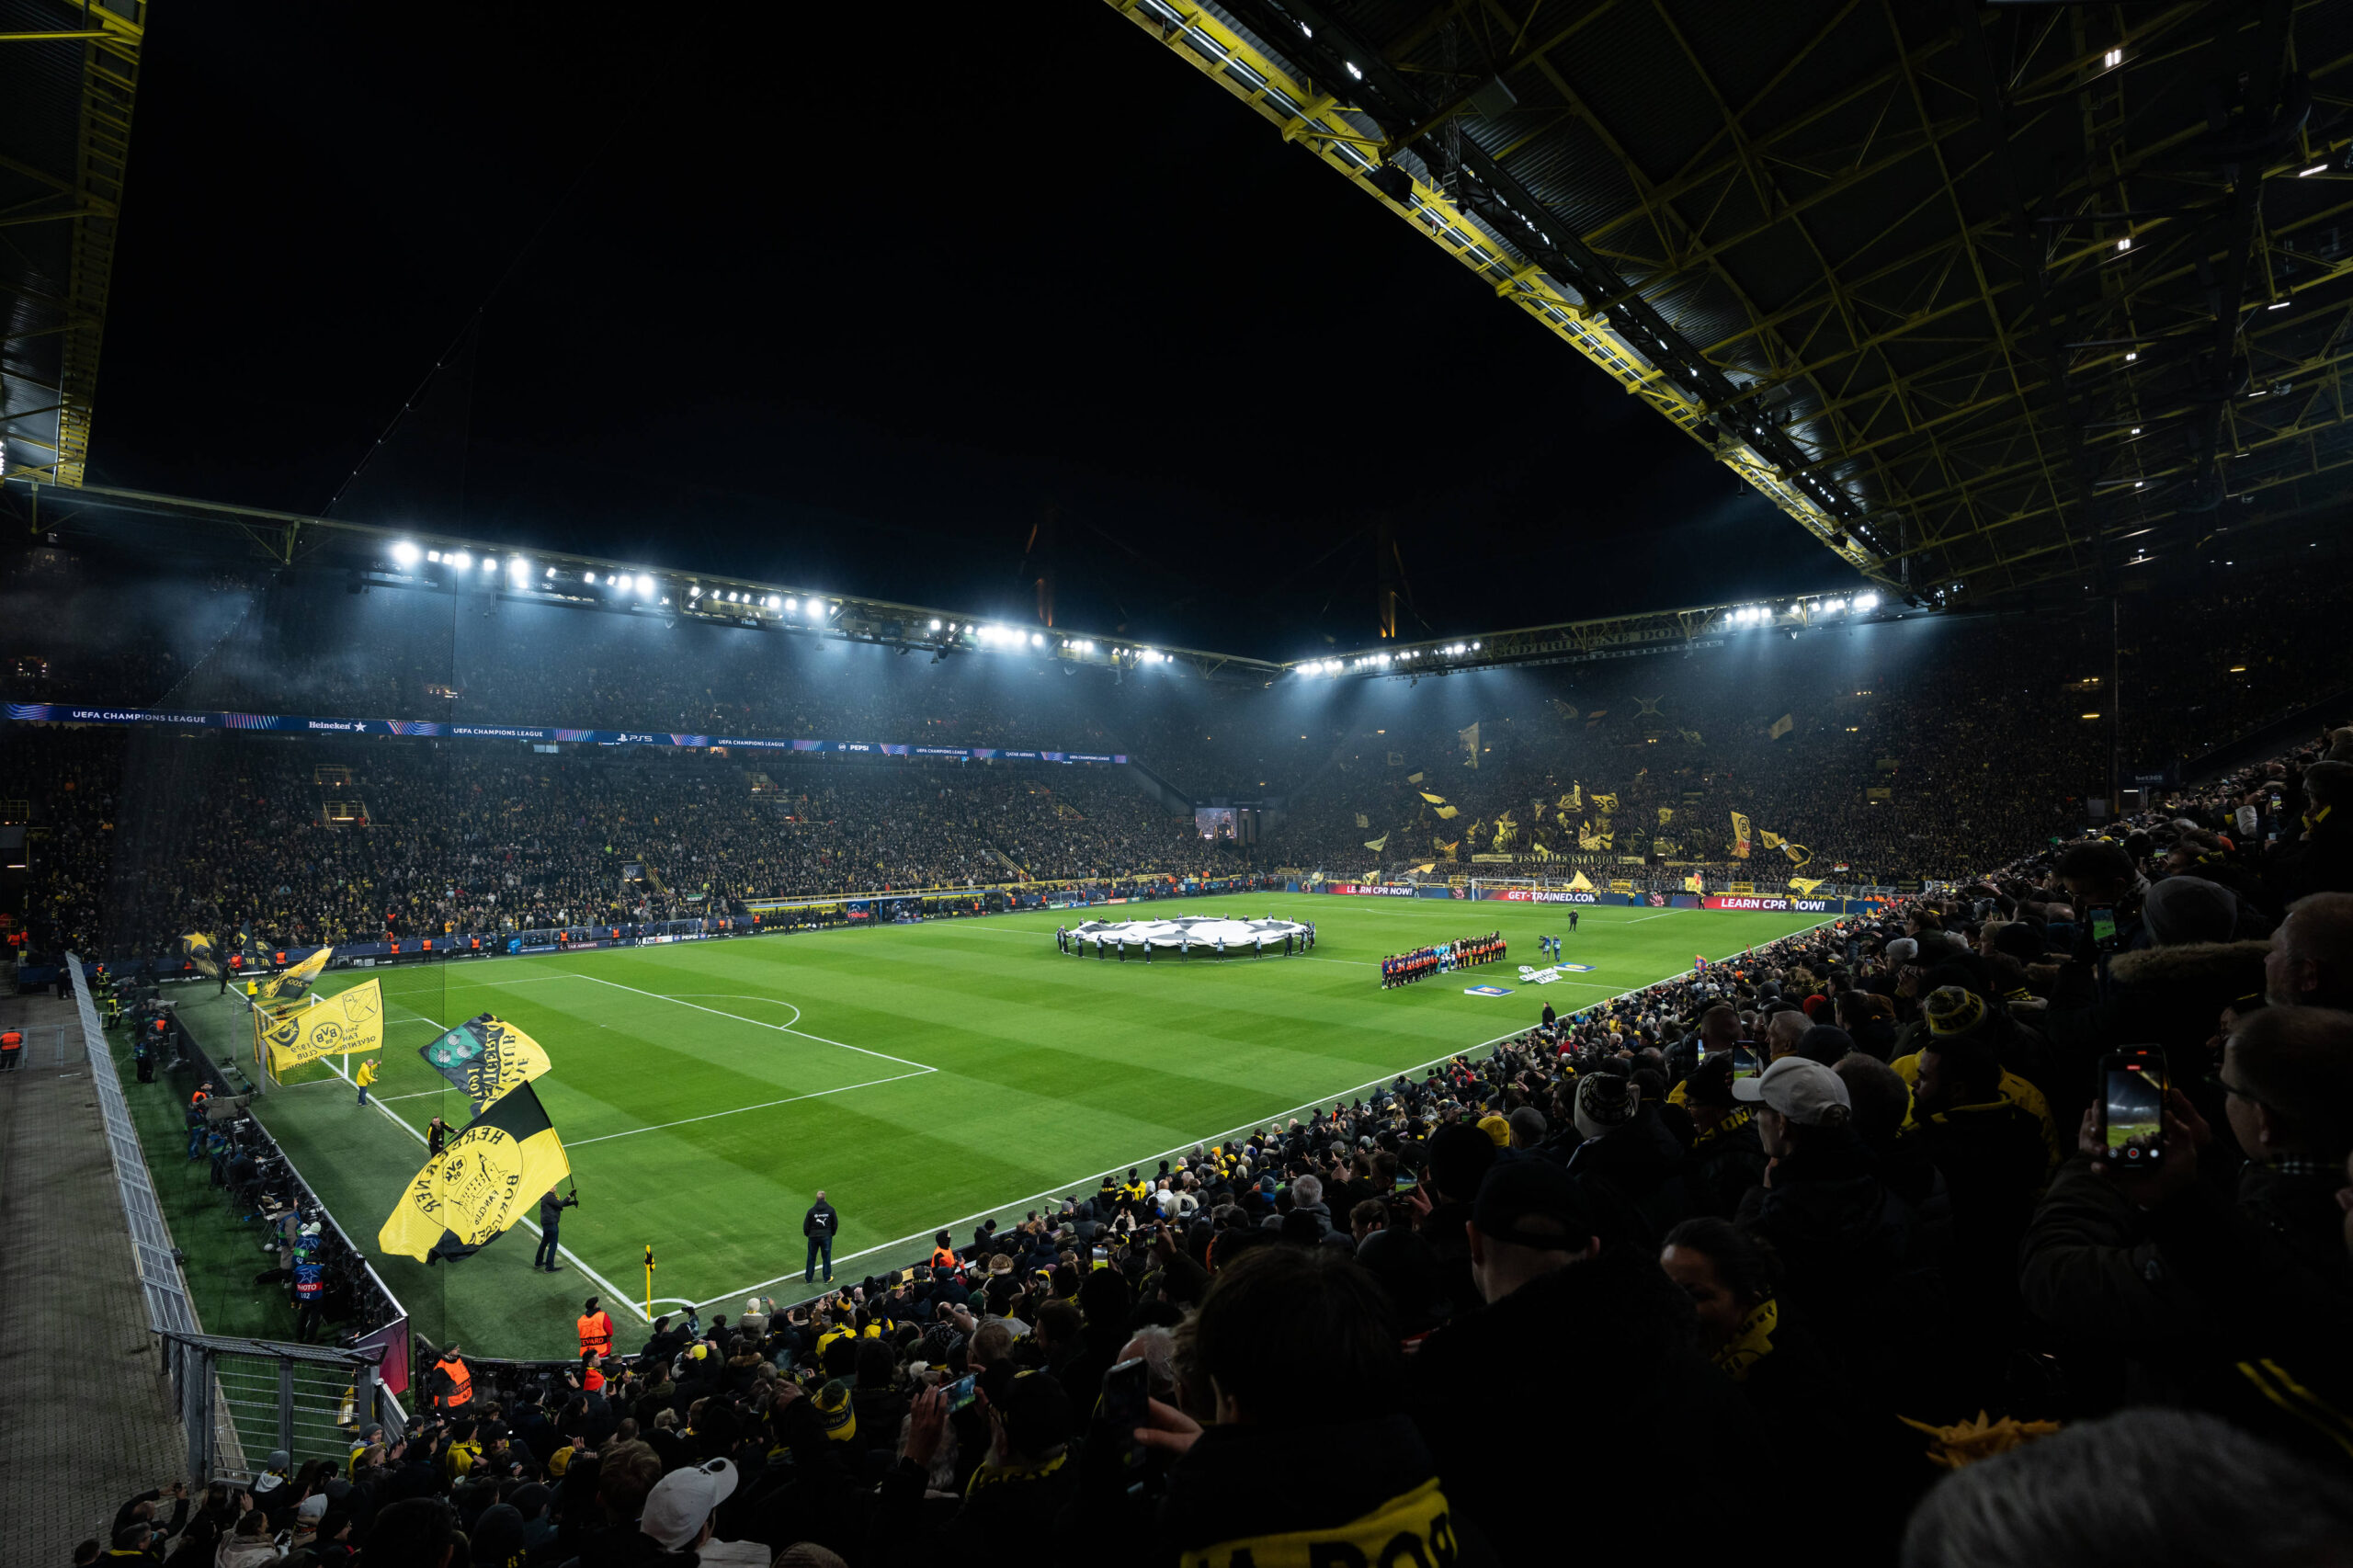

4,703,1126,764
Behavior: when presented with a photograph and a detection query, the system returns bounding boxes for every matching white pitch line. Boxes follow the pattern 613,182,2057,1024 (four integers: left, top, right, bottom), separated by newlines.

582,975,933,1072
565,1067,936,1147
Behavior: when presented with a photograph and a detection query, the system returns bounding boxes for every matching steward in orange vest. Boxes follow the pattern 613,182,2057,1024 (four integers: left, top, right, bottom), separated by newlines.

431,1347,473,1410
577,1298,614,1358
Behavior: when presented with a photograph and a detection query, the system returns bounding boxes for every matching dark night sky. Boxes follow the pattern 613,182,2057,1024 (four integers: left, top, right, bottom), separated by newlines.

93,2,1863,660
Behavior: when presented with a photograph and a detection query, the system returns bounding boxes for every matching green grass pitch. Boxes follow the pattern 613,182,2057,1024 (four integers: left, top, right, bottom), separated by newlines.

170,894,1829,1358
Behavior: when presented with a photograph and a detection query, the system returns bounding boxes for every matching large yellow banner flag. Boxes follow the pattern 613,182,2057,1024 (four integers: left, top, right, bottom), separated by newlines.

417,1014,554,1119
1434,803,1461,819
1731,811,1753,858
259,945,334,1002
1566,870,1596,891
264,979,385,1074
379,1082,571,1264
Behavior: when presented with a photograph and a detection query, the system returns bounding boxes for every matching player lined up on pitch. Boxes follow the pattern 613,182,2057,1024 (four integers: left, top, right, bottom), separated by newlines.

1380,932,1505,988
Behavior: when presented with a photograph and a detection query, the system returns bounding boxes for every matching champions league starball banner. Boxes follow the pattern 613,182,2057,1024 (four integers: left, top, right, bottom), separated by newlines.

4,704,1127,764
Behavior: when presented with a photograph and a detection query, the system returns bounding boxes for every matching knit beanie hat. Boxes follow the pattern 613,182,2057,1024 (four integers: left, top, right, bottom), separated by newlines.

1475,1113,1512,1148
1574,1073,1639,1142
1923,986,1987,1038
2143,875,2239,947
813,1380,857,1443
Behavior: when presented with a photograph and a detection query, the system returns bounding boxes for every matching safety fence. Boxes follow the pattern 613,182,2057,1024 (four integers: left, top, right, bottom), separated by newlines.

72,953,201,1338
160,1333,400,1484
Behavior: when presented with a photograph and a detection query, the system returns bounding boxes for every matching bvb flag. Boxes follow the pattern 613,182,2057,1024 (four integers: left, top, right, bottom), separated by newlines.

1657,807,1675,827
1790,877,1827,895
1782,842,1813,867
259,945,333,1002
1768,713,1795,740
1459,722,1481,768
380,1081,571,1264
419,1014,554,1118
264,979,386,1074
1566,870,1596,892
179,932,221,981
1731,811,1754,858
1418,791,1449,805
1434,803,1461,819
1760,830,1785,850
1686,870,1706,893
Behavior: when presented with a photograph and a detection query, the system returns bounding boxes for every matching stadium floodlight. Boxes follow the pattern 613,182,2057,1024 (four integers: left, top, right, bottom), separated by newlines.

828,603,841,618
483,556,498,573
583,571,596,584
1471,642,1480,651
784,597,798,612
1853,592,1878,610
451,551,473,570
392,540,421,566
688,585,700,598
636,574,654,597
929,618,941,631
1822,597,1844,612
544,566,556,579
509,557,531,583
766,595,779,609
1031,632,1044,647
426,550,441,563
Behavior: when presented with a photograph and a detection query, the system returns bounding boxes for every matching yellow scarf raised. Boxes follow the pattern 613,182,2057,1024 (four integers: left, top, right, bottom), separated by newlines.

1712,1299,1779,1383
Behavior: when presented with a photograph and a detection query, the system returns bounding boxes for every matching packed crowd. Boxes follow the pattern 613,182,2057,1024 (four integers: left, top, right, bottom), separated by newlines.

81,724,2353,1567
11,734,1234,958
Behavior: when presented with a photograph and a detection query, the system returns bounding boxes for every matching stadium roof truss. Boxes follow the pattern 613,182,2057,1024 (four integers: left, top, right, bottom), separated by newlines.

0,0,143,489
1106,0,2353,603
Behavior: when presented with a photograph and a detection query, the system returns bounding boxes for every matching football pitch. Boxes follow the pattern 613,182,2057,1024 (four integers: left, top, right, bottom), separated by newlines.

174,894,1828,1358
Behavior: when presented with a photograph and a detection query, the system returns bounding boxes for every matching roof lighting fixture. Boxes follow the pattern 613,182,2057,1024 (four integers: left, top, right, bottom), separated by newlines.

1031,632,1045,647
2130,426,2142,435
509,556,531,581
1853,592,1878,609
2125,351,2138,362
544,566,557,579
929,618,941,631
1345,60,1362,79
2116,236,2131,252
767,595,780,608
2103,48,2121,67
2299,163,2329,177
426,549,442,563
451,551,472,570
2268,297,2290,310
785,597,798,611
827,603,841,618
688,585,700,598
583,571,596,584
392,540,421,566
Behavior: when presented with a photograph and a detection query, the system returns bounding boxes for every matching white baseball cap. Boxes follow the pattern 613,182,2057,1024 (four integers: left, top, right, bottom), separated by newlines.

1732,1056,1851,1125
640,1459,737,1550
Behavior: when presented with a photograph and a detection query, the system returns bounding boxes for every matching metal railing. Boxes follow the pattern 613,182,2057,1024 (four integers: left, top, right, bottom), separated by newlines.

160,1333,398,1484
71,952,200,1336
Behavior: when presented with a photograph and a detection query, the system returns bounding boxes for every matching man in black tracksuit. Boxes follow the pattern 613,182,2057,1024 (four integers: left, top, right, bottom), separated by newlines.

804,1191,839,1283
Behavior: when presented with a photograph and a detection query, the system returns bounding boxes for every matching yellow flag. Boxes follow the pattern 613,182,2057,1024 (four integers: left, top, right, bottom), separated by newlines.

1362,833,1390,852
417,1014,554,1119
1782,842,1813,867
1760,830,1785,850
178,932,221,981
379,1082,570,1264
1434,804,1460,819
1657,806,1675,827
1355,813,1370,829
1418,792,1448,805
1438,839,1460,858
1768,713,1794,739
1591,792,1619,812
1790,877,1826,895
1406,772,1426,784
1731,811,1753,856
264,978,386,1074
260,945,334,1002
1686,870,1706,892
1567,870,1595,892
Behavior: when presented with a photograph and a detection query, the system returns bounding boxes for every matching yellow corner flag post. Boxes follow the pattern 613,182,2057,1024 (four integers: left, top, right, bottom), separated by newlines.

644,1245,655,1319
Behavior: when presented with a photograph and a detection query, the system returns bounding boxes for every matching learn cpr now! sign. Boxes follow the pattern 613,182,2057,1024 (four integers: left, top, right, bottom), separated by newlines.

1701,895,1835,913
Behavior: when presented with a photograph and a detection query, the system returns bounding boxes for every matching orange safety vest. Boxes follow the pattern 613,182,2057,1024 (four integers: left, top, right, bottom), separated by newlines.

576,1311,613,1358
0,1029,21,1053
930,1246,957,1269
435,1356,472,1407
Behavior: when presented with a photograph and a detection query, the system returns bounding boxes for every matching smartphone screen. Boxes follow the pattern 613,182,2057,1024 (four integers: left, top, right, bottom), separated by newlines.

2088,905,2119,949
946,1373,978,1413
1100,1358,1150,1472
2103,1052,2165,1166
1730,1047,1761,1082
